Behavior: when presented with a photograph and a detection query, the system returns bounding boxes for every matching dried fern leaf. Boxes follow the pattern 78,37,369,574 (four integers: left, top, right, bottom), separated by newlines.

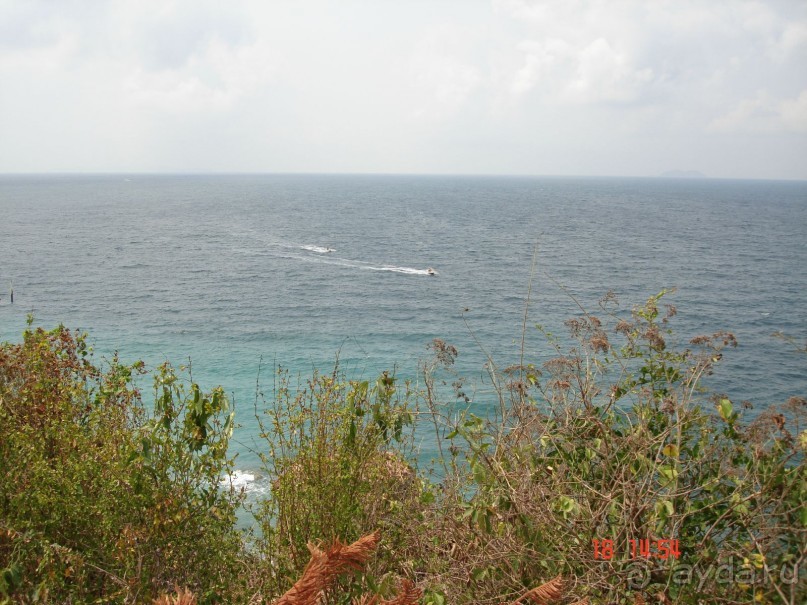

274,546,329,605
384,579,422,605
331,530,381,572
513,575,564,604
351,579,420,605
274,531,381,605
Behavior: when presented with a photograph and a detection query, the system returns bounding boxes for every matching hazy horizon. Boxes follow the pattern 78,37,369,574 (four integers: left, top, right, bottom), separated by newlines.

2,171,806,183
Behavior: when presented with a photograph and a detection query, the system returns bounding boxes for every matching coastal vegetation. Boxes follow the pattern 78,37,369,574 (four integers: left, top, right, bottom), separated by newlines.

1,293,805,604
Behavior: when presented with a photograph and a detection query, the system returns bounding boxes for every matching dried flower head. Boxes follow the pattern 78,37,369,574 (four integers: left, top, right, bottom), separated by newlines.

428,339,458,366
644,326,665,350
589,333,610,353
615,320,633,335
786,396,807,410
543,356,577,374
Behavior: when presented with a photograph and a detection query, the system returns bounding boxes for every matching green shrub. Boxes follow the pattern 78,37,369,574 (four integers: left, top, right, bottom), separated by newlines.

2,289,804,605
418,291,806,604
0,324,245,604
254,367,424,602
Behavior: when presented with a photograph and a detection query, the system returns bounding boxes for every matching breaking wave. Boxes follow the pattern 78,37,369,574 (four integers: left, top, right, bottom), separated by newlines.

221,470,270,497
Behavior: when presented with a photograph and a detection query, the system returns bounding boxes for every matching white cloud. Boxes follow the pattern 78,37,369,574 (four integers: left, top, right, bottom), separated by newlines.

0,0,805,177
570,38,653,103
123,37,277,113
407,26,485,120
771,21,807,61
709,93,780,133
510,36,655,103
779,90,807,133
511,38,568,96
709,90,807,134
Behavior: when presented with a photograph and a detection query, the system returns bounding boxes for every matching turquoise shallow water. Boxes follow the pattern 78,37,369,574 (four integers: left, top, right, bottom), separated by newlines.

1,174,806,489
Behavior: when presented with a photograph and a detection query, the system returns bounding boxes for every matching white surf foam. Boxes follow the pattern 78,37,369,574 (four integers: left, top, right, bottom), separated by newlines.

230,470,256,488
221,470,270,496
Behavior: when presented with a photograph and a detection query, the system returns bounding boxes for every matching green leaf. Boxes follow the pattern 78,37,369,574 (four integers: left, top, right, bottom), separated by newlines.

472,459,487,484
555,495,579,517
655,499,674,519
658,465,679,486
0,565,20,592
718,398,733,422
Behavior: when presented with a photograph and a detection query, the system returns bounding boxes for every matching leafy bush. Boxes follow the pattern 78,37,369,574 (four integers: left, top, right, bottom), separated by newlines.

2,288,804,605
0,323,245,603
418,291,806,604
253,367,424,602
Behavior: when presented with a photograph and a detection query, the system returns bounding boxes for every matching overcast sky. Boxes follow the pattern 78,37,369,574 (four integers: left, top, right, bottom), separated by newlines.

1,0,806,179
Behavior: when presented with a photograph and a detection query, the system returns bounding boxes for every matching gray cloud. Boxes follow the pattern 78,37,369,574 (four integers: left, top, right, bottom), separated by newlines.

0,0,805,178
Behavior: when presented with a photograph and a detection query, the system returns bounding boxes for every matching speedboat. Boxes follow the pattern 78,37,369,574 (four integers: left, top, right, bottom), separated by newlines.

426,267,437,276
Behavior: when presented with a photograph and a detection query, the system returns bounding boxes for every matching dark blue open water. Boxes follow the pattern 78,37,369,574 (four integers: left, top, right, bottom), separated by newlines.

1,174,806,490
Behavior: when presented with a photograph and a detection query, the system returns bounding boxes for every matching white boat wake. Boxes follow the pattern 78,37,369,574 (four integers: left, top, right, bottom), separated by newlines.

365,265,433,275
300,245,336,254
233,230,435,276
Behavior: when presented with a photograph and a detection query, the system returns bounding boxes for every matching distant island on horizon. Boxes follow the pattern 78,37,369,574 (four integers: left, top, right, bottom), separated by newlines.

659,169,707,178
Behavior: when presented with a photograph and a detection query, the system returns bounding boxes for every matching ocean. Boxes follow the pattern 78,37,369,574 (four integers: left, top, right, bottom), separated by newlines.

1,174,806,495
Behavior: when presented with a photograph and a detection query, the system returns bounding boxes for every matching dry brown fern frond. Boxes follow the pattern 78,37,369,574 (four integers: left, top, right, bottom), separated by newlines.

634,595,646,605
384,579,421,605
512,575,564,604
354,579,422,605
274,531,381,605
328,530,381,574
273,545,328,605
152,586,197,605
